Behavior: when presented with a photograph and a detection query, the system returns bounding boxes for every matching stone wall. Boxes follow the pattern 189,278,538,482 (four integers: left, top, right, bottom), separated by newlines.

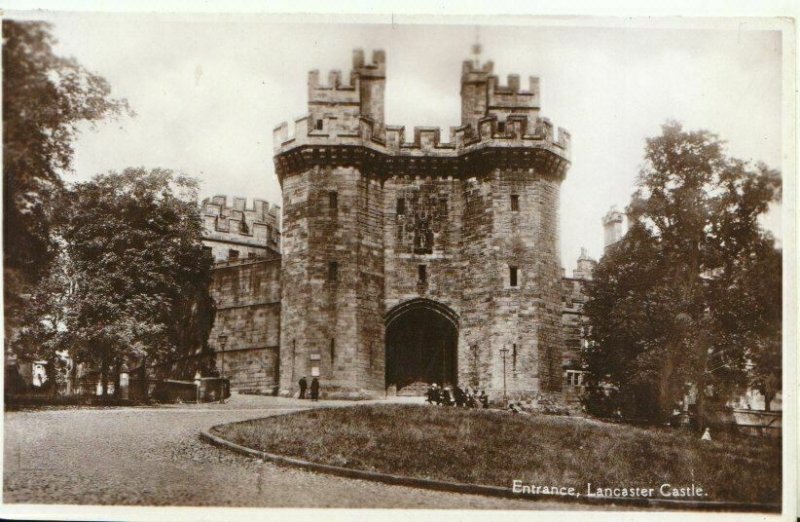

279,164,385,399
209,257,281,394
487,168,564,396
217,347,279,394
279,158,567,400
560,251,595,401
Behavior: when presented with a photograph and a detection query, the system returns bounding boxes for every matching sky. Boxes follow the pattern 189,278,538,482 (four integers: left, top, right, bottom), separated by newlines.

12,12,785,270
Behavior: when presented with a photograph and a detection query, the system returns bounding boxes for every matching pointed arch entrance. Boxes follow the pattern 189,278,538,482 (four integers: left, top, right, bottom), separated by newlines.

385,298,458,395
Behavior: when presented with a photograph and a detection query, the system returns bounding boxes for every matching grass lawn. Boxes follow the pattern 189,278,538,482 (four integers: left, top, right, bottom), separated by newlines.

211,404,781,505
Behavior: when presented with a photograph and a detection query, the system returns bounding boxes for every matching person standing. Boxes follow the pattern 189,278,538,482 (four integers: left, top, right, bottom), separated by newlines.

310,377,320,402
298,376,308,399
479,389,489,409
453,385,465,407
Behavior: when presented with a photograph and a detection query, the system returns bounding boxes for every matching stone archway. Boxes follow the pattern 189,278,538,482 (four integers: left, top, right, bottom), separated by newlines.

385,299,458,395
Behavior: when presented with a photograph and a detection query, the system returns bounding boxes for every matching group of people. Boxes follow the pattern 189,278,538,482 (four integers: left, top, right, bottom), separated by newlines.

426,383,489,408
298,376,320,401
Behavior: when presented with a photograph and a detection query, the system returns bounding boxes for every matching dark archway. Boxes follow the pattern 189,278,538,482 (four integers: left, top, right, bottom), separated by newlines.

385,299,458,395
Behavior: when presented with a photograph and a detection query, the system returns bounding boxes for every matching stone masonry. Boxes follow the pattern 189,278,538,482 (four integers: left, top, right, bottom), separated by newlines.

561,248,596,402
273,49,571,399
201,195,281,262
203,196,282,394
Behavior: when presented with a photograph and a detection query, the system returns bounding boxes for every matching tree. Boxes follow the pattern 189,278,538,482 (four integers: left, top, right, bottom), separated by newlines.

3,20,130,336
715,239,782,411
56,168,215,396
12,248,77,384
583,121,781,426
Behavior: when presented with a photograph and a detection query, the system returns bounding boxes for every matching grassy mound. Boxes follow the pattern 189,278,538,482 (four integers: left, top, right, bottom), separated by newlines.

212,404,780,504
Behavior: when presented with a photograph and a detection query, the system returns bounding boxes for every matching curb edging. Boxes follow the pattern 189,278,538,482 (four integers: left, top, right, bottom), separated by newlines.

199,427,780,513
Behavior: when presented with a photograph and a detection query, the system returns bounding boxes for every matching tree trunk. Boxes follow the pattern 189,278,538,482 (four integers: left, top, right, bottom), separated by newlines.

659,348,675,422
101,355,109,398
48,356,58,398
71,361,79,396
764,391,773,412
141,355,149,402
114,359,121,399
695,377,706,432
694,328,710,433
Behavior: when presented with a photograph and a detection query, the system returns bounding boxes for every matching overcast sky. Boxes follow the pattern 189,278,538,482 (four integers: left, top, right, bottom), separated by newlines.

13,12,784,269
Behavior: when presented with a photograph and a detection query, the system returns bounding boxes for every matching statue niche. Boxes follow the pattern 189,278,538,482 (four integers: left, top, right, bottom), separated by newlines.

413,212,434,254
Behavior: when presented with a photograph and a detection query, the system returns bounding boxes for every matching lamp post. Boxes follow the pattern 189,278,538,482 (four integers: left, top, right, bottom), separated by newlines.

218,334,228,404
499,346,509,407
441,340,446,386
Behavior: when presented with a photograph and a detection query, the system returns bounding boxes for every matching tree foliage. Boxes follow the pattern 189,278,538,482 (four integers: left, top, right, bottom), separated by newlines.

583,121,781,423
3,20,130,333
55,168,215,395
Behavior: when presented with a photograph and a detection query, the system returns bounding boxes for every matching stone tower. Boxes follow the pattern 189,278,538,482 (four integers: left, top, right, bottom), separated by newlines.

573,247,596,280
603,207,624,250
274,49,571,400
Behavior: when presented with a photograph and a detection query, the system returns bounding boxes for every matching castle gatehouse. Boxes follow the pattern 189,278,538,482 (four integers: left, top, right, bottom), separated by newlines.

270,49,571,399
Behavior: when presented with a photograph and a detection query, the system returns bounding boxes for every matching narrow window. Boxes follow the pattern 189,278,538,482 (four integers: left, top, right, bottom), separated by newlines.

228,249,239,260
316,119,323,130
368,343,373,369
328,261,338,282
439,198,448,217
418,264,427,283
509,266,518,287
512,343,517,371
396,198,406,215
329,191,338,211
497,121,506,133
510,194,520,212
248,252,256,259
330,338,335,365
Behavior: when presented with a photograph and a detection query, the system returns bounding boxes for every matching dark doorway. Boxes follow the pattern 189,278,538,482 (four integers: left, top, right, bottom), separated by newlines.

385,301,458,395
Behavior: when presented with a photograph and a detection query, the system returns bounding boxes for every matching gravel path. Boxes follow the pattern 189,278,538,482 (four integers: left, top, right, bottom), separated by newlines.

3,394,587,509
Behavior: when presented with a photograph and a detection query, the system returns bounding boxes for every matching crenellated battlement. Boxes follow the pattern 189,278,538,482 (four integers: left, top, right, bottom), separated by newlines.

202,195,280,221
488,75,540,107
462,59,494,77
201,195,281,253
308,49,386,131
275,49,569,180
352,48,386,76
273,112,570,159
460,56,544,134
307,50,386,91
308,69,357,92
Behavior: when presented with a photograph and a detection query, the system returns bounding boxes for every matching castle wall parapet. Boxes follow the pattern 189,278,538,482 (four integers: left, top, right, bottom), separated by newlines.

273,114,571,162
201,195,281,254
283,48,566,168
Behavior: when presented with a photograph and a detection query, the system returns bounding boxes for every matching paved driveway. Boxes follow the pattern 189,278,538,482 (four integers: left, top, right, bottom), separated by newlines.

3,394,587,509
